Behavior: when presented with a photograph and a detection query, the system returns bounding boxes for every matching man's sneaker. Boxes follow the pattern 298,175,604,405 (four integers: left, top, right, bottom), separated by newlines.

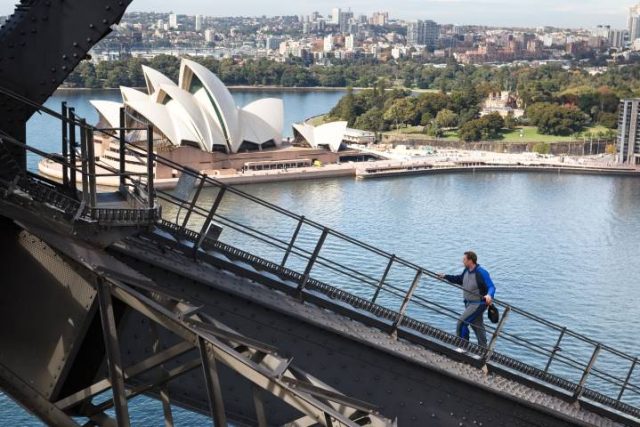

454,347,466,354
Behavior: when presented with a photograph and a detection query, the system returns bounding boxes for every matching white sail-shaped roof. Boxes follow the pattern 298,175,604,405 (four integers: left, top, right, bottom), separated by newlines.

293,121,347,153
243,98,284,138
91,59,285,154
156,84,215,152
120,86,150,103
90,100,121,128
179,58,241,151
142,64,176,95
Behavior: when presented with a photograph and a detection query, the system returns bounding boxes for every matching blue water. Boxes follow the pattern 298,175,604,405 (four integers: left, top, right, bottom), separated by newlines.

5,90,640,424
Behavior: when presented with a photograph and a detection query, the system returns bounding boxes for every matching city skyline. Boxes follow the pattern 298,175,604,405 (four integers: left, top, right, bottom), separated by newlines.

0,0,635,28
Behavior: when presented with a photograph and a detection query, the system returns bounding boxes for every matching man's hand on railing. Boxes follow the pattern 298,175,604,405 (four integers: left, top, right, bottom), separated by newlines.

437,273,445,279
484,295,493,306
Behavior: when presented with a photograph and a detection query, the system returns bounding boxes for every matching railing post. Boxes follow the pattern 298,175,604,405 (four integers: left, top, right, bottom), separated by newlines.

482,306,510,364
371,255,395,304
146,124,155,209
297,227,329,293
68,108,77,195
617,357,638,403
85,125,97,209
573,344,601,401
61,102,69,188
281,215,305,267
79,120,89,205
544,326,566,373
181,173,207,230
118,107,126,191
390,268,422,336
194,186,227,255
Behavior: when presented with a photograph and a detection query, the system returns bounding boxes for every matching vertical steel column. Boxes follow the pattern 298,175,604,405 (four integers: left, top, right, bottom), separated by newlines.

119,107,126,190
617,357,638,402
197,337,227,427
281,215,305,267
147,124,155,209
544,326,567,373
181,174,207,229
252,387,268,427
79,119,89,204
390,268,422,335
159,386,174,427
194,186,227,254
96,279,131,427
482,306,511,364
61,102,69,188
86,126,97,209
371,255,395,304
573,344,601,401
68,108,77,194
297,227,329,293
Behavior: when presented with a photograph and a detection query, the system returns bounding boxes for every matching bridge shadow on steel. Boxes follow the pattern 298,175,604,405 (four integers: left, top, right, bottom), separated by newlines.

0,88,639,426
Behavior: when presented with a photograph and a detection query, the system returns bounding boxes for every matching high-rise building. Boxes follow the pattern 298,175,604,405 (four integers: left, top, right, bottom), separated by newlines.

169,13,178,29
331,8,341,24
407,20,440,48
629,4,640,41
617,99,640,165
195,15,203,32
609,29,628,48
339,10,353,33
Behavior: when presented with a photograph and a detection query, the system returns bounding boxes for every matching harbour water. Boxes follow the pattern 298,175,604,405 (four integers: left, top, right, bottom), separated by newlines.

4,90,640,425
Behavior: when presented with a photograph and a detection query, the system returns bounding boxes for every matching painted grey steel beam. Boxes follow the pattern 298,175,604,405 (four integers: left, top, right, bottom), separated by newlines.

198,337,228,426
103,277,393,426
88,360,201,416
0,361,80,427
96,278,131,427
253,387,268,427
160,386,174,427
56,341,193,410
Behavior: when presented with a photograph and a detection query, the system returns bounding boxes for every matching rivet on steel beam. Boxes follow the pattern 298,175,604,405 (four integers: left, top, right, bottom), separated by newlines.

73,42,79,47
89,24,95,29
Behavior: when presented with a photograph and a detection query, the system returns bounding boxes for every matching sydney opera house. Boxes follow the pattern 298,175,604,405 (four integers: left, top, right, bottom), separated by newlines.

91,59,286,154
39,58,379,186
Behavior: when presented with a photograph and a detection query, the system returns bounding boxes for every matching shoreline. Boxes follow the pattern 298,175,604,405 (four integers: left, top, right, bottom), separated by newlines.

55,85,351,93
38,156,639,190
54,85,436,93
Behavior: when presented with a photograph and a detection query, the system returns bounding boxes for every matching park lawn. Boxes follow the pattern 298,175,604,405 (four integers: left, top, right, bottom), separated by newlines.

381,125,613,143
498,126,611,143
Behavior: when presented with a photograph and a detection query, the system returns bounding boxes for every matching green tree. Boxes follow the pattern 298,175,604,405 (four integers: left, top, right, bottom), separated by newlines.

383,97,418,129
459,120,482,142
353,107,388,132
434,109,458,128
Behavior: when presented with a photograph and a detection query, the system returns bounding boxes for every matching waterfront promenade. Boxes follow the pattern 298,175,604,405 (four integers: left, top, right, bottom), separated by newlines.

38,146,640,188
